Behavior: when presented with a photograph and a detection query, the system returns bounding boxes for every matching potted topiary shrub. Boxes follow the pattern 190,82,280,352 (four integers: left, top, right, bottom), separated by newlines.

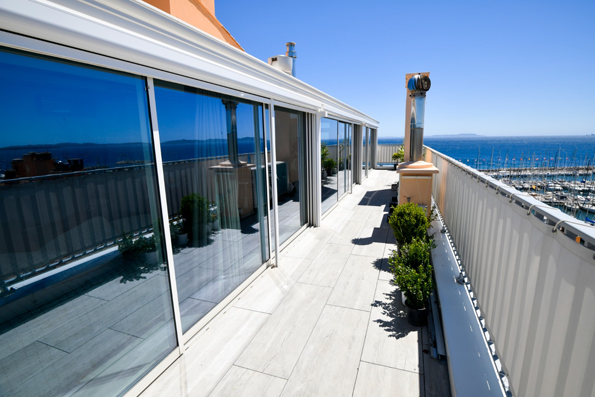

180,193,209,246
392,146,404,169
388,202,431,246
389,238,434,326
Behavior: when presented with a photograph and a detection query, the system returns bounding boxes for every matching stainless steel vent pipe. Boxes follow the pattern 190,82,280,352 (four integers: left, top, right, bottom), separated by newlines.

267,42,297,77
407,74,431,162
286,42,297,77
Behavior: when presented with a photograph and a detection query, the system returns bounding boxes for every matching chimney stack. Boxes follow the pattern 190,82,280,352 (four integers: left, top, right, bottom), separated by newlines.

268,42,297,77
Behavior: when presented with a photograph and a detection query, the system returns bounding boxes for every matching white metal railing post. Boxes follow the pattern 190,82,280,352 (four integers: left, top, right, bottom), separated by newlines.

146,77,185,354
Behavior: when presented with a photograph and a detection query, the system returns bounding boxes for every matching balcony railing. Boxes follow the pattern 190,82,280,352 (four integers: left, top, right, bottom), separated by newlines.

376,144,402,164
427,146,595,397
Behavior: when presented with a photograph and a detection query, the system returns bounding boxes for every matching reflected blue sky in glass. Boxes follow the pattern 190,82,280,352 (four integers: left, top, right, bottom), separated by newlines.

0,47,177,397
0,49,150,147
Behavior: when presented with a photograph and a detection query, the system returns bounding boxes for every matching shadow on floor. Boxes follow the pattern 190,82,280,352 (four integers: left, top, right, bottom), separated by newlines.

352,227,388,245
370,285,416,341
357,188,393,209
372,258,393,281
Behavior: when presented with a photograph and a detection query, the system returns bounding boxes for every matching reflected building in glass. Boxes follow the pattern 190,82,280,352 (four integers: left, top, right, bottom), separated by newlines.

0,0,379,395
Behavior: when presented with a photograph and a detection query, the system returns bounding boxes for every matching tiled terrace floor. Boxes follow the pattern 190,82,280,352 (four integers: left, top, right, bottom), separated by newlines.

141,169,451,397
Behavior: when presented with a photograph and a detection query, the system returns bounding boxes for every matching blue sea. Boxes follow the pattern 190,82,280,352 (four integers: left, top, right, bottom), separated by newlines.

379,135,595,169
2,135,595,173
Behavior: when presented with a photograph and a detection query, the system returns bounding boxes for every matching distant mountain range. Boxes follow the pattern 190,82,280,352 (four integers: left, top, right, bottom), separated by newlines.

426,134,484,138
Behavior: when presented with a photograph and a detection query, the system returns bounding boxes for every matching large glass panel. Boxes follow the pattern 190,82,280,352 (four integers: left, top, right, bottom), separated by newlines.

321,117,338,214
0,48,177,396
154,81,269,333
274,107,306,244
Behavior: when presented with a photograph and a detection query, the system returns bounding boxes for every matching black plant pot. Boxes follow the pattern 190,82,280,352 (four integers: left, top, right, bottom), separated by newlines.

405,300,428,326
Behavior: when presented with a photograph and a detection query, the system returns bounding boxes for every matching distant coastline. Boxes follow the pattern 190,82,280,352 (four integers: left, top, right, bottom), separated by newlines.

424,133,484,138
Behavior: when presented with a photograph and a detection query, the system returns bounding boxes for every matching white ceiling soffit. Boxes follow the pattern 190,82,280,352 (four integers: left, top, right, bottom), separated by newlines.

0,0,379,128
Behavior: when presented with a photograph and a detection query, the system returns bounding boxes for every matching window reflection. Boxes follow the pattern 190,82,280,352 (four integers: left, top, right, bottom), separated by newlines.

154,81,269,333
274,108,306,244
321,118,338,214
0,48,176,396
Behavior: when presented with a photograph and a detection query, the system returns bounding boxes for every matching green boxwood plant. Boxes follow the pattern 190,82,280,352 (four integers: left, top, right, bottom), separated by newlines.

388,202,431,246
389,238,434,309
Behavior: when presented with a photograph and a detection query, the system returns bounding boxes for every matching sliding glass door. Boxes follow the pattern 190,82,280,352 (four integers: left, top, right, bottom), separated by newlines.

154,81,270,334
0,48,178,397
273,107,307,245
321,118,338,214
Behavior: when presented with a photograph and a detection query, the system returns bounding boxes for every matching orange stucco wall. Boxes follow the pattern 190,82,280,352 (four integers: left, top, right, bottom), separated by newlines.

398,175,434,214
144,0,243,51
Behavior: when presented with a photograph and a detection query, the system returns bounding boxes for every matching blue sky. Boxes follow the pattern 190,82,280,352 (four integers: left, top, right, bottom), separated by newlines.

217,0,595,138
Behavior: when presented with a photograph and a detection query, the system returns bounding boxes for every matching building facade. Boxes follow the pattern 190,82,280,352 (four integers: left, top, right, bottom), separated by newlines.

0,1,378,396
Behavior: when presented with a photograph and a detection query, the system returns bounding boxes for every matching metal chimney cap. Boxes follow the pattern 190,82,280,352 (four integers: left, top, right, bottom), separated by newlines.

286,42,297,58
407,74,431,93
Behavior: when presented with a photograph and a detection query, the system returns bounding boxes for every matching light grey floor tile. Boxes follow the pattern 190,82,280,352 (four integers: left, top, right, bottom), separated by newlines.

280,305,368,397
351,224,389,258
380,243,397,281
210,366,286,397
281,227,332,260
347,207,374,222
378,258,394,282
351,241,386,258
326,220,365,246
353,361,421,397
321,210,350,232
234,257,312,314
327,254,379,312
235,283,332,379
141,307,269,397
361,280,422,373
0,341,67,394
364,209,388,228
298,244,352,288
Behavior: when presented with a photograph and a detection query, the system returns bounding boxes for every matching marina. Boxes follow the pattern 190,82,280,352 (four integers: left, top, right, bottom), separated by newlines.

484,167,595,222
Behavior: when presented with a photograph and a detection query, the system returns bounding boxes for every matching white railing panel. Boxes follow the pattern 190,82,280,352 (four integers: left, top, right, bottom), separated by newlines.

428,146,595,397
376,144,401,164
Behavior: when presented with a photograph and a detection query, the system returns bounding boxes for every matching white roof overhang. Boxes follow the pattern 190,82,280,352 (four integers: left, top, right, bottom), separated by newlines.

0,0,379,128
